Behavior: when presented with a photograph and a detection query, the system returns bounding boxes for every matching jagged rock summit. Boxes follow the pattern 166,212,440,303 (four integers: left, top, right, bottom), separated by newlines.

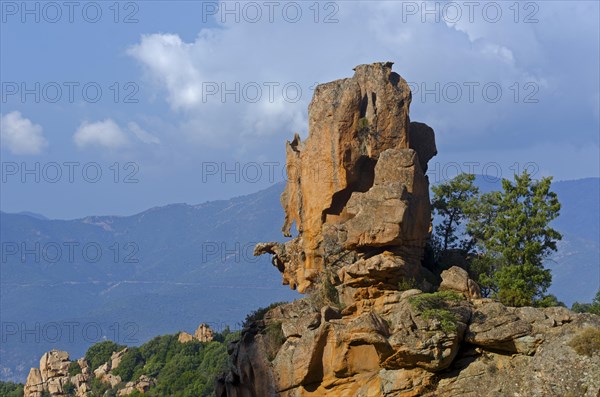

218,63,600,397
256,61,436,294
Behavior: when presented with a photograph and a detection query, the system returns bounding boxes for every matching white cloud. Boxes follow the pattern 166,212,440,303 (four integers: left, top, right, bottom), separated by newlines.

126,0,599,174
74,119,129,149
0,111,48,155
128,122,161,144
73,119,162,150
127,33,203,111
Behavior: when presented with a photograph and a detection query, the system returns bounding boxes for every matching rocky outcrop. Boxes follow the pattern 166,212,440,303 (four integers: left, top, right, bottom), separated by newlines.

24,347,131,397
194,323,215,342
257,62,436,293
439,266,481,300
24,350,72,397
178,323,215,343
219,288,600,396
117,375,156,396
178,331,195,343
217,63,600,397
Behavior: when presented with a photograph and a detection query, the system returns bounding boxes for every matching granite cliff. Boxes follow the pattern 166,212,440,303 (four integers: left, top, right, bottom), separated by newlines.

217,63,600,397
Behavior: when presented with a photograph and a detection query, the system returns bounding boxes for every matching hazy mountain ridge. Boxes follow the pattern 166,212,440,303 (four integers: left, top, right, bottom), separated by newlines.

1,178,598,382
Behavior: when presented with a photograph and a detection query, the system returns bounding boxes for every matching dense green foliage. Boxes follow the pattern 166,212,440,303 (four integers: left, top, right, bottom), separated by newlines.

243,301,287,328
572,290,600,315
85,340,126,373
0,381,24,397
431,173,479,253
432,172,562,307
82,329,240,397
68,360,82,376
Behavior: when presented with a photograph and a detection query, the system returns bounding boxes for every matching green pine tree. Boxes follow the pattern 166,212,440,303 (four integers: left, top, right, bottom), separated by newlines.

471,171,561,306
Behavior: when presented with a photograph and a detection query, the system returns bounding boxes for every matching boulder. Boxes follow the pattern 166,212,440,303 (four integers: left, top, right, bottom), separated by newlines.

178,331,194,343
439,266,482,299
39,350,70,381
465,301,532,353
194,323,214,342
111,348,128,370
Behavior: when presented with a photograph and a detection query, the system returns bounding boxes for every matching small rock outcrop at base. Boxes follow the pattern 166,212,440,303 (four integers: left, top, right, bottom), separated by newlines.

216,63,600,397
178,323,215,343
25,350,73,397
23,347,156,397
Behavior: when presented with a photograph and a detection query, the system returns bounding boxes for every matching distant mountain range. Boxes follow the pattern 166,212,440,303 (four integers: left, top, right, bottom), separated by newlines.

1,177,598,382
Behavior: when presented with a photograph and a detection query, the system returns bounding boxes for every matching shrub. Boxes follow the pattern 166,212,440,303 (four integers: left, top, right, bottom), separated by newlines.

63,380,76,396
264,322,285,361
358,117,369,130
112,347,144,382
397,277,418,291
533,294,565,308
568,327,600,356
0,381,24,397
67,361,82,377
89,377,112,396
308,268,342,310
421,309,459,333
409,291,463,311
409,291,463,333
243,302,287,328
85,340,125,371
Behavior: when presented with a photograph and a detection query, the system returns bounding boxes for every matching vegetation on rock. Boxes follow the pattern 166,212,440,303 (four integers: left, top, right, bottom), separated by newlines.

308,268,342,309
264,322,286,361
243,301,288,328
67,360,82,377
568,327,600,356
85,341,126,373
409,291,464,333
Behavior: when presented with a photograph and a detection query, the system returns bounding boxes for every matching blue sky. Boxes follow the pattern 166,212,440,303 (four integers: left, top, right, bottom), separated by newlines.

1,0,599,219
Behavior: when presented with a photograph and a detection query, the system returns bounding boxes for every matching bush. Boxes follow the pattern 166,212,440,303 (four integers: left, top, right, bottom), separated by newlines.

112,347,144,382
85,340,126,371
571,290,600,315
243,302,287,328
421,309,459,333
308,268,342,310
409,291,463,333
533,294,565,308
568,327,600,356
63,380,76,396
89,377,113,396
68,360,82,377
397,277,418,291
0,382,24,397
264,322,285,361
409,291,463,311
80,329,241,397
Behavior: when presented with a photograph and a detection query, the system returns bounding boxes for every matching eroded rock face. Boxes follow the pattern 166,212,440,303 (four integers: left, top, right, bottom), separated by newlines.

117,375,157,396
439,266,482,300
178,323,215,343
194,323,215,342
25,350,71,397
263,62,435,293
218,62,600,397
219,294,600,397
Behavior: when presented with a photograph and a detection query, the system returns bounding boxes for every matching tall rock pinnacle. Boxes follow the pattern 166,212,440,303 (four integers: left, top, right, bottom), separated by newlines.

256,62,437,293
